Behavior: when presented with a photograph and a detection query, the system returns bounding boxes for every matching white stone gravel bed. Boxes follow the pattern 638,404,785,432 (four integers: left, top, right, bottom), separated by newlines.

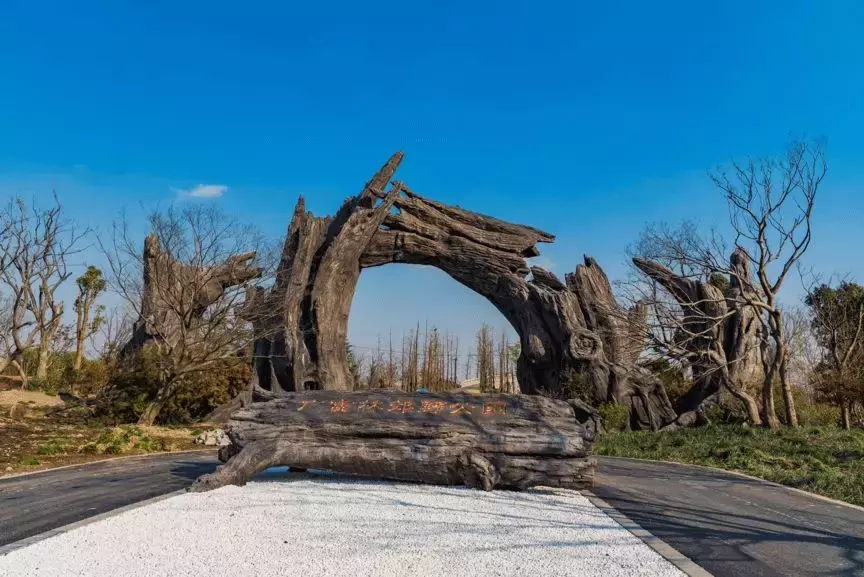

0,471,685,577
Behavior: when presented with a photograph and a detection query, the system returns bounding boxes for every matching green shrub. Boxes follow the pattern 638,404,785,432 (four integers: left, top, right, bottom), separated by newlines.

796,402,841,427
78,426,168,455
17,455,40,466
24,378,59,396
599,403,630,432
97,348,250,425
36,440,70,456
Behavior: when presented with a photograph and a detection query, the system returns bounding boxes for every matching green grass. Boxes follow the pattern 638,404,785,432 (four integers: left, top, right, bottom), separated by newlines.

596,424,864,506
17,455,40,466
36,440,69,455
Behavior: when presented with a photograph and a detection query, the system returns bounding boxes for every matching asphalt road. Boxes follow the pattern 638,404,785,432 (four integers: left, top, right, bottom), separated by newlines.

592,457,864,577
1,453,863,576
0,452,218,548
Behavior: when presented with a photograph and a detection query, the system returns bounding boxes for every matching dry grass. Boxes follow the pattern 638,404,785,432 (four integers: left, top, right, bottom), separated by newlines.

0,390,63,407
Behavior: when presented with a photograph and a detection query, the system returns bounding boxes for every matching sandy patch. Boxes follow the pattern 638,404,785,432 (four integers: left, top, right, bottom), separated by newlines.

0,390,63,408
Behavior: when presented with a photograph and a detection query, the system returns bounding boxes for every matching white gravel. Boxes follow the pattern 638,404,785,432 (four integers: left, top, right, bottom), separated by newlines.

0,471,685,577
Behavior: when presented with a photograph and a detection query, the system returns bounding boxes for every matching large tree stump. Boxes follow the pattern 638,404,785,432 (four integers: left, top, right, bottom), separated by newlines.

189,390,596,492
244,152,677,429
633,247,764,424
121,233,262,356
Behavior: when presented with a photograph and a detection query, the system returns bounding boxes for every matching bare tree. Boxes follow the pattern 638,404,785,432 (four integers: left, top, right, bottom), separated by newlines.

780,303,820,393
630,137,825,429
0,195,85,385
712,137,825,428
73,265,107,371
101,204,272,425
626,251,764,426
96,306,135,361
384,329,398,388
476,324,495,393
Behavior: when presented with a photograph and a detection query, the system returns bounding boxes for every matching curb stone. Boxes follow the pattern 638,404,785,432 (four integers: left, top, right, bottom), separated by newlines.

581,489,714,577
0,449,217,481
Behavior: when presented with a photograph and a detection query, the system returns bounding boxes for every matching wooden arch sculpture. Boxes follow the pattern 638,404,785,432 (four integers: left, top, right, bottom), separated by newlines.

242,152,677,431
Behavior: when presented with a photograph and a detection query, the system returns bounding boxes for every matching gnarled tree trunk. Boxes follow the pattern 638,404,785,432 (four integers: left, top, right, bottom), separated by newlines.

190,389,596,493
633,249,764,425
120,234,262,356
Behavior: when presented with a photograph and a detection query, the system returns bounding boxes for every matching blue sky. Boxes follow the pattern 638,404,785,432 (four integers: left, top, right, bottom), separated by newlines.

1,1,863,364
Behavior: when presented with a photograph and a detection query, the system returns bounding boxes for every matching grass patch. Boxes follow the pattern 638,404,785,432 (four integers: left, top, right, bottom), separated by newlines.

78,426,171,455
17,455,40,466
36,440,69,455
596,424,864,506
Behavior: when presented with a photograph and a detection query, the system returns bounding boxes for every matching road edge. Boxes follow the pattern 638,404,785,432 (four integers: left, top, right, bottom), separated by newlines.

0,449,217,481
0,489,187,556
599,454,864,513
581,489,713,577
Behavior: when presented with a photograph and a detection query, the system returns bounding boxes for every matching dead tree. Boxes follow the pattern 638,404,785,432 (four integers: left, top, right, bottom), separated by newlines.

631,137,826,429
103,205,269,425
118,232,262,356
0,195,84,384
632,253,764,425
190,389,596,493
246,153,677,429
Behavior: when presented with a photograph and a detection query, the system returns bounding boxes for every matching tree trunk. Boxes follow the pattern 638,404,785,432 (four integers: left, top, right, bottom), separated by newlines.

36,348,49,381
137,399,165,427
136,378,182,426
243,153,677,429
841,400,852,430
724,377,762,426
120,234,262,357
73,340,85,372
774,322,798,427
73,299,90,372
190,389,596,493
761,350,781,430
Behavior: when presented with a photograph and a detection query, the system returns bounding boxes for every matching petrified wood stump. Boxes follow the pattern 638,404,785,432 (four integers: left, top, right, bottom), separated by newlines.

634,246,764,425
121,233,262,356
189,390,596,492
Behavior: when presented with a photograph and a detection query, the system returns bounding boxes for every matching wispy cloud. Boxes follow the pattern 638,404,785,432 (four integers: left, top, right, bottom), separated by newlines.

528,255,557,272
176,184,228,198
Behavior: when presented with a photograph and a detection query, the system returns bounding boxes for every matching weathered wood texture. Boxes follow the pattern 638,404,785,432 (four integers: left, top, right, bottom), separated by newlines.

121,233,262,355
245,152,677,429
633,247,764,424
190,390,596,492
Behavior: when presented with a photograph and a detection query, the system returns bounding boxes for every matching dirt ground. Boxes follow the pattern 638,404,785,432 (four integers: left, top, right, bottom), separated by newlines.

0,390,64,408
0,398,217,477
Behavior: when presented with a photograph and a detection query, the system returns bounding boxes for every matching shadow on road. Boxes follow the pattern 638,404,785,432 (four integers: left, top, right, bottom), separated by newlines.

595,457,864,577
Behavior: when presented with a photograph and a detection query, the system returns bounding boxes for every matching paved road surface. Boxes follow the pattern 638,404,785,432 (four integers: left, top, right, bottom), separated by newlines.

1,453,863,576
592,457,864,577
0,452,218,548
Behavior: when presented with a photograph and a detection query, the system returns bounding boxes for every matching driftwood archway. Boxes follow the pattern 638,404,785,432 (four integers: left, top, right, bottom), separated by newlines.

244,153,676,429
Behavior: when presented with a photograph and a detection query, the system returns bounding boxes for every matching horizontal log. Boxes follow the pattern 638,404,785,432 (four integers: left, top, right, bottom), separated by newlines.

190,390,595,493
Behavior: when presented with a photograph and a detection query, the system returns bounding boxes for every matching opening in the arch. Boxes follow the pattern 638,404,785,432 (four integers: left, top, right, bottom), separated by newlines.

349,264,520,394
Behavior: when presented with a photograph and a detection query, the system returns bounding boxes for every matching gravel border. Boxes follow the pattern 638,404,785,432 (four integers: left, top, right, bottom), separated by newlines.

1,473,690,577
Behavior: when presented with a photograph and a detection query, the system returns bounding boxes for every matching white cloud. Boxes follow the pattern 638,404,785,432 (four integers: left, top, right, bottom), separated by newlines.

528,256,557,272
178,184,228,198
